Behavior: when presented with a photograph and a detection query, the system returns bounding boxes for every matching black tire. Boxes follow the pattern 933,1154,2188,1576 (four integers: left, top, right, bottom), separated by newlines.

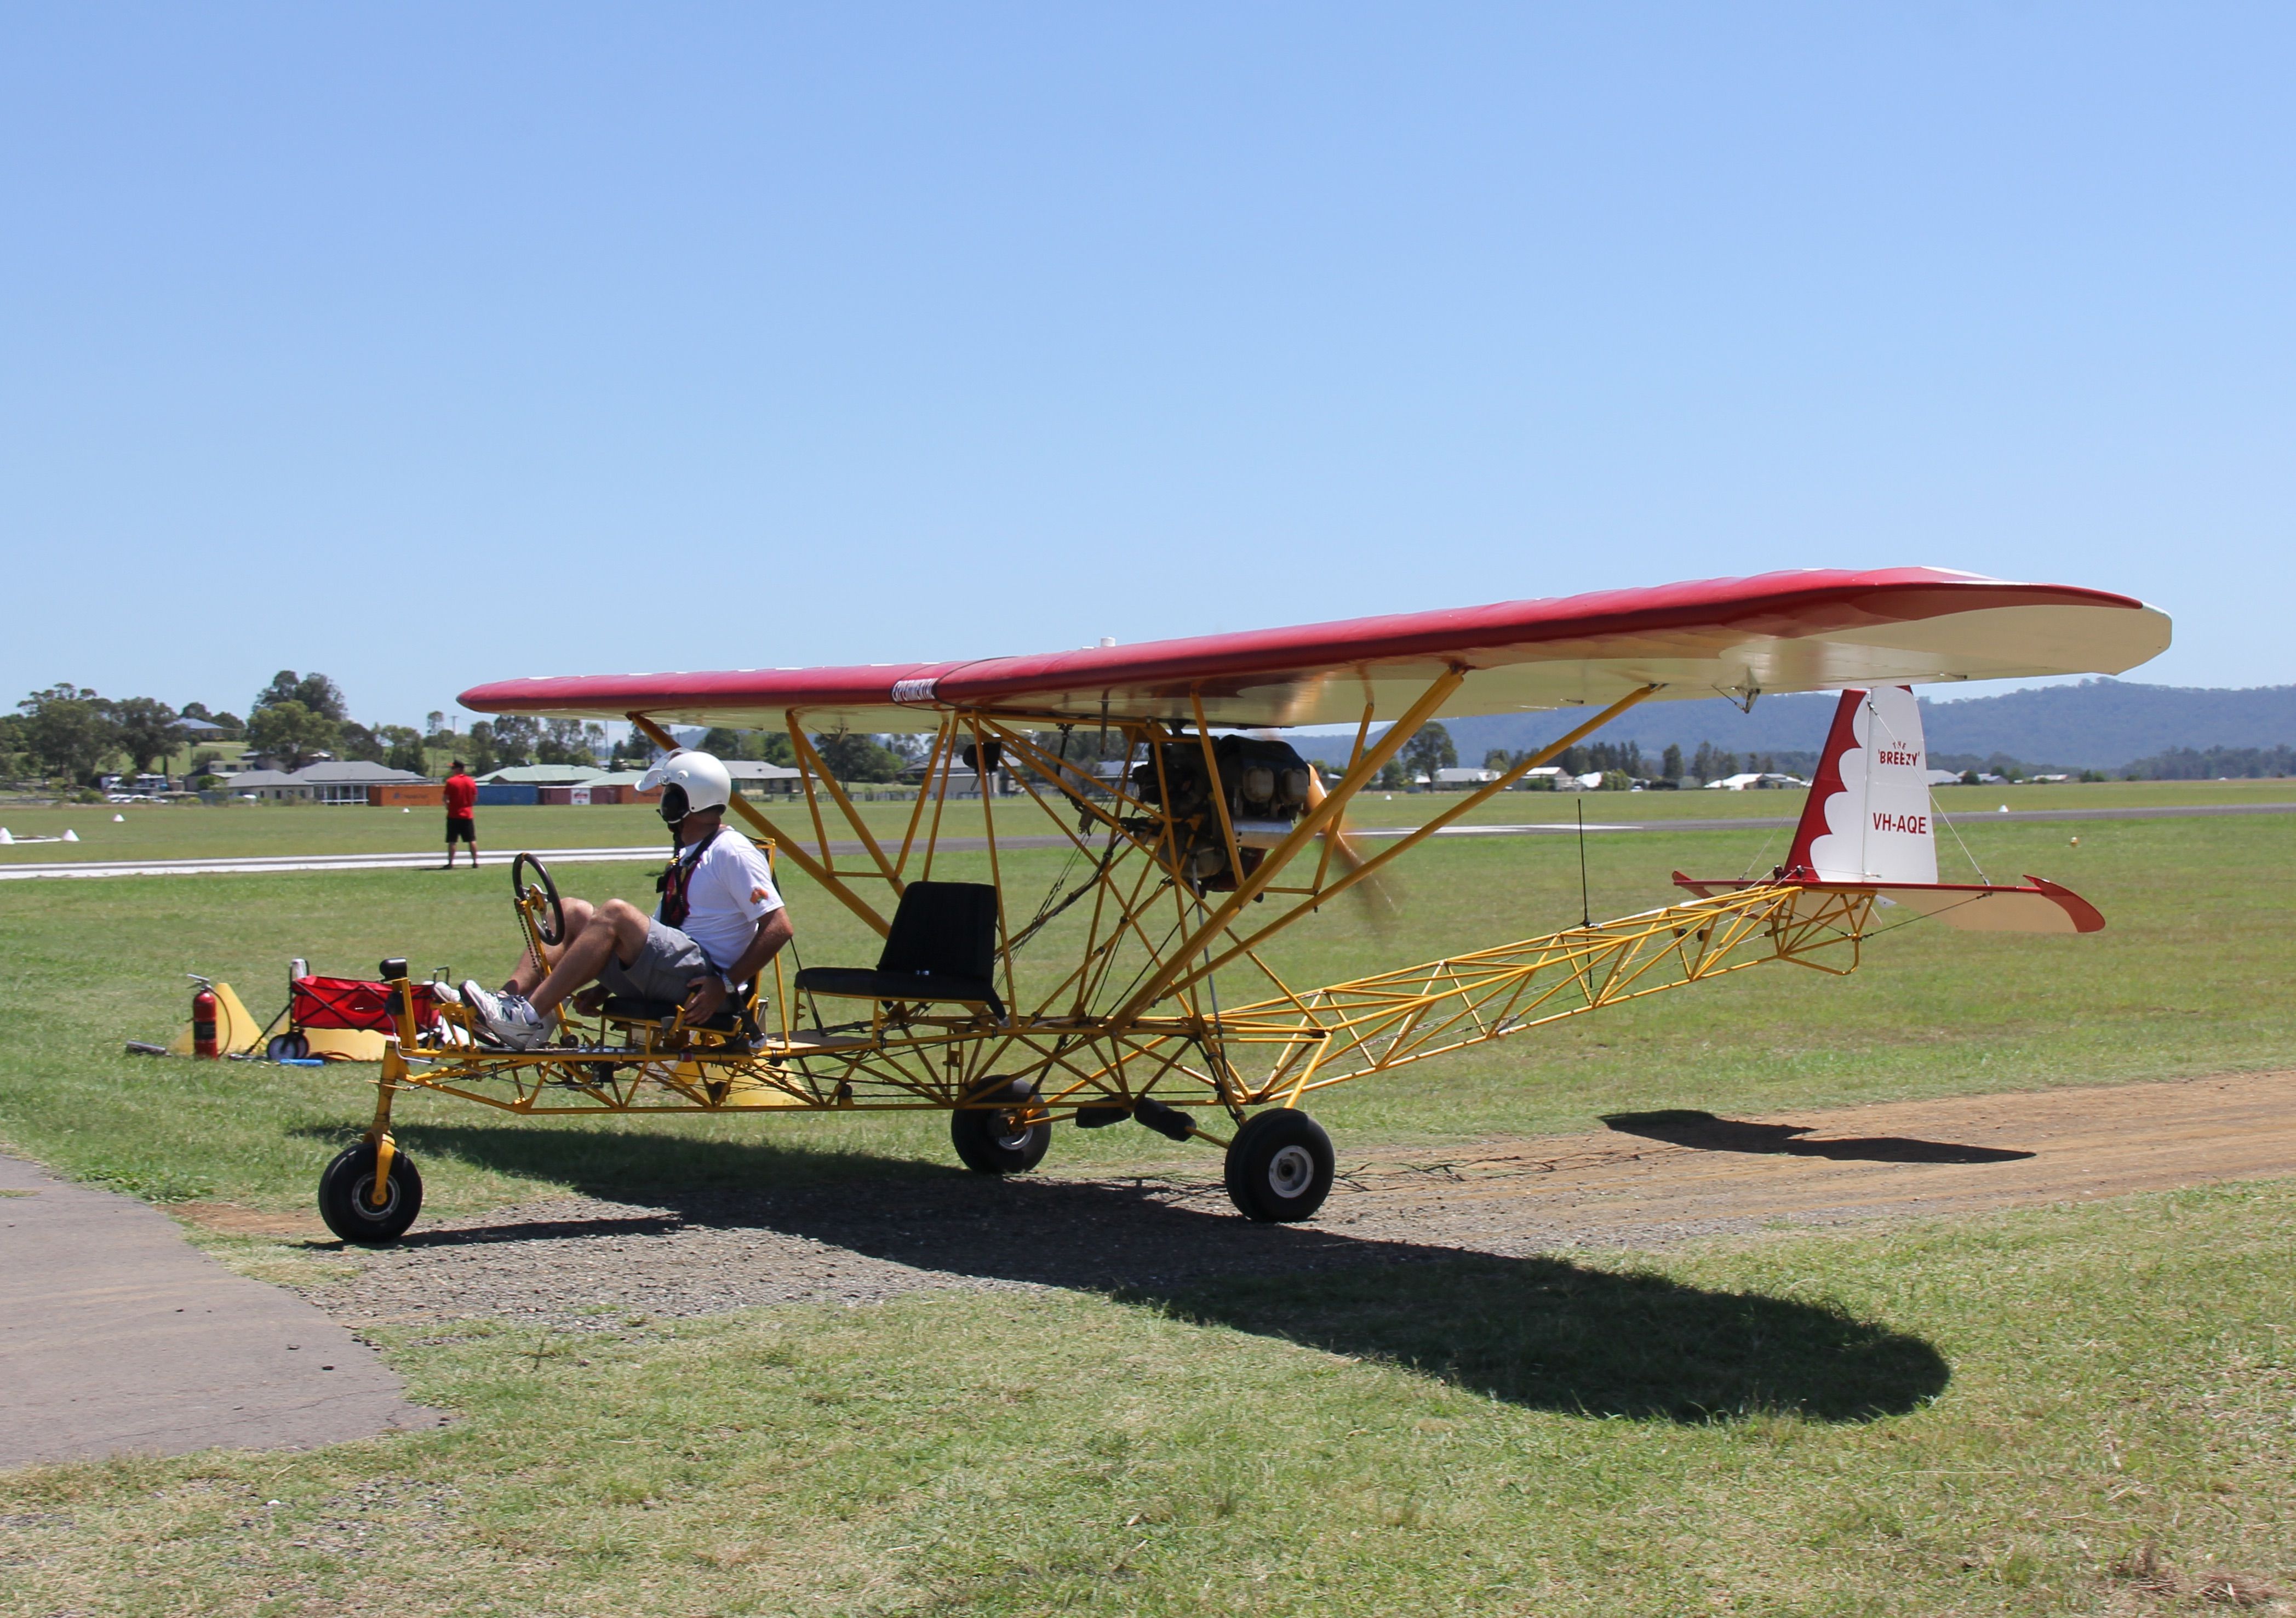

511,851,564,946
267,1032,310,1061
318,1141,424,1245
950,1080,1051,1175
1223,1110,1334,1222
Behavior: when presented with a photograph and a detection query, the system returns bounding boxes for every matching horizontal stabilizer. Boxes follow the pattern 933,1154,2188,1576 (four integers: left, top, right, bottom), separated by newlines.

1671,872,2104,934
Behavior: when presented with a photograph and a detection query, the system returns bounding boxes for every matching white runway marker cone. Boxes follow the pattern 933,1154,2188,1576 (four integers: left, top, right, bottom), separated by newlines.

0,827,12,843
63,828,79,842
113,813,125,822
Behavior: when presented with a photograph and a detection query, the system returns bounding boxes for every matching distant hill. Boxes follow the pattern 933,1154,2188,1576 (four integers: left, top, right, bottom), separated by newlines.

1281,679,2296,774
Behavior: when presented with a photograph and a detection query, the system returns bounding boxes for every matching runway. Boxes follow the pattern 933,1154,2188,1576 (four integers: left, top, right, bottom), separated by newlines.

0,800,2285,881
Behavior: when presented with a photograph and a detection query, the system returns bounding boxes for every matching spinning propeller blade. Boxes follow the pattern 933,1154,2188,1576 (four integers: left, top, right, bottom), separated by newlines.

1303,767,1399,921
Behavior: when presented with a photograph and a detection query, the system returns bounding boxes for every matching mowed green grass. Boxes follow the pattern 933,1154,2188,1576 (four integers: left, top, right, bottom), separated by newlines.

0,809,2289,1212
3,1184,2289,1615
1,805,2292,1614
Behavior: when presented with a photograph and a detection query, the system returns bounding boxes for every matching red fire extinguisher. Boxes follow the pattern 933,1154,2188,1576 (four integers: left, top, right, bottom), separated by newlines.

190,976,220,1059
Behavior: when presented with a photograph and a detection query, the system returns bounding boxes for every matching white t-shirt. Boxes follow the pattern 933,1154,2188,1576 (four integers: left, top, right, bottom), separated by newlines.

662,831,784,973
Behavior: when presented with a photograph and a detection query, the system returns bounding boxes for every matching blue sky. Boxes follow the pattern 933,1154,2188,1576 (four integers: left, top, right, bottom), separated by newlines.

3,4,2288,730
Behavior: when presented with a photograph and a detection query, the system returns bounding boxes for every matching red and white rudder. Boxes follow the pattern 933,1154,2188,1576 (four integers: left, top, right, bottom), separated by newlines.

1675,685,2105,934
1784,685,1937,884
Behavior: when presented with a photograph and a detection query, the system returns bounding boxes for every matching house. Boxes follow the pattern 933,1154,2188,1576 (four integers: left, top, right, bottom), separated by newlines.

507,760,800,805
540,771,657,806
1040,759,1137,797
1432,767,1501,788
472,762,597,806
1703,771,1810,791
900,761,1006,798
474,763,598,787
229,761,430,805
723,759,802,797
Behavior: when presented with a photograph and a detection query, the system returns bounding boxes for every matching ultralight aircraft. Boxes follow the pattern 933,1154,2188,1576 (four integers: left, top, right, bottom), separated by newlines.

313,567,2168,1243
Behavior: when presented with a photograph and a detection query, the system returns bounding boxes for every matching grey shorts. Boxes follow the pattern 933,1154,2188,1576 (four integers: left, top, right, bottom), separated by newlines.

597,919,713,1004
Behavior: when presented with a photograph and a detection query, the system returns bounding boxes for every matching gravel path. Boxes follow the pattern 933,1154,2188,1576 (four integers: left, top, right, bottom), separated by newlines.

293,1071,2296,1333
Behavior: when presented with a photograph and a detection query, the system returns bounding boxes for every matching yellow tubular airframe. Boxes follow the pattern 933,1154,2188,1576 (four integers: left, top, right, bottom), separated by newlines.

319,673,1881,1242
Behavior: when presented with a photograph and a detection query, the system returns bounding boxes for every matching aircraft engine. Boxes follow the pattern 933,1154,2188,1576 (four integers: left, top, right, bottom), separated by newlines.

1129,736,1315,891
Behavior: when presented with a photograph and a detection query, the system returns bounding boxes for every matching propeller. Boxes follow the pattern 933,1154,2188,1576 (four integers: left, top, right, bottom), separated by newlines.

1303,767,1401,923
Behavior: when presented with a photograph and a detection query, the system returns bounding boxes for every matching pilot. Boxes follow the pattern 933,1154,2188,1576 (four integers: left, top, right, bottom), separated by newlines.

460,750,794,1050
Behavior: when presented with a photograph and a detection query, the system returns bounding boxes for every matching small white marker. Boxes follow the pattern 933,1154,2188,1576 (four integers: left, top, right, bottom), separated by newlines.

0,827,11,843
1998,804,2009,813
62,828,79,842
113,813,125,822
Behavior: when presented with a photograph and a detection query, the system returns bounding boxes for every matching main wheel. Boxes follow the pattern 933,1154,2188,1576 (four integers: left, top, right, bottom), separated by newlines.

511,851,564,946
317,1141,424,1245
950,1080,1052,1175
1223,1109,1334,1222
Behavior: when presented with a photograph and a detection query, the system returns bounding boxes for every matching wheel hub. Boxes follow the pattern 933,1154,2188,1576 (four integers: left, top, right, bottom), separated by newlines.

1267,1143,1315,1199
354,1174,400,1220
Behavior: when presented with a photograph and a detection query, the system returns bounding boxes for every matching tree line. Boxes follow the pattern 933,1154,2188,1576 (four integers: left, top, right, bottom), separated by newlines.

1,672,633,787
19,676,2274,792
2122,744,2295,780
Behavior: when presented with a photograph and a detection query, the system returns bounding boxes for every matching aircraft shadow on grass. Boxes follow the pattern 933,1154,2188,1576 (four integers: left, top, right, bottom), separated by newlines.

1601,1110,2036,1165
325,1122,1951,1425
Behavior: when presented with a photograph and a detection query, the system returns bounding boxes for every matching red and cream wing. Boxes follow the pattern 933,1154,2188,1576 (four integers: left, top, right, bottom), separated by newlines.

459,566,2169,732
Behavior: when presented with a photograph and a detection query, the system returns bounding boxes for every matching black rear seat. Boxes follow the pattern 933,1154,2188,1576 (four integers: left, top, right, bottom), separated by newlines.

795,881,1005,1020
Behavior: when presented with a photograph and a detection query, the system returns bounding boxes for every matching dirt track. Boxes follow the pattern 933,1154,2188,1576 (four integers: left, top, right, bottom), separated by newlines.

284,1071,2295,1332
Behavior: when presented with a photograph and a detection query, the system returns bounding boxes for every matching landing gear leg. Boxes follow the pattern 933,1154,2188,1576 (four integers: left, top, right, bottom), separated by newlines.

317,1044,425,1245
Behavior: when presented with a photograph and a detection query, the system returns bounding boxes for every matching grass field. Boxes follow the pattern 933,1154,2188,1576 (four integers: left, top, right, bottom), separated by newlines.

4,1185,2289,1613
0,799,2288,1212
1,797,2290,1613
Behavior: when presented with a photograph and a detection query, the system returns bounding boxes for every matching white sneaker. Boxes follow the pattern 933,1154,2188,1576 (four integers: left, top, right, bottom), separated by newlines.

459,980,553,1051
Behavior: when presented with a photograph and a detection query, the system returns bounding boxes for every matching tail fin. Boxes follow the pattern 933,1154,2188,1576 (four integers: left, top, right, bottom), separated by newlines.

1784,686,1938,884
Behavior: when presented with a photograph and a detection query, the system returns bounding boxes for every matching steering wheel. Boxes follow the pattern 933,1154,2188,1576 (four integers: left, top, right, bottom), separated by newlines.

511,852,565,948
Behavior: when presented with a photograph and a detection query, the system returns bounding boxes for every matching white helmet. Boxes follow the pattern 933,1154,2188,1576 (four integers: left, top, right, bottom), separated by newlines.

638,749,733,825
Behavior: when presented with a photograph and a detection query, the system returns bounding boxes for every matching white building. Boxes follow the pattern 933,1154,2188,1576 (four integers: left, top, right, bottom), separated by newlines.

1703,771,1810,791
723,759,803,794
228,761,430,804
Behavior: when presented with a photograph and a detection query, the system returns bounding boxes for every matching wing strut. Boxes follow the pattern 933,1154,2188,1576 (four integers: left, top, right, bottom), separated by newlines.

1108,676,1663,1026
1147,682,1665,1009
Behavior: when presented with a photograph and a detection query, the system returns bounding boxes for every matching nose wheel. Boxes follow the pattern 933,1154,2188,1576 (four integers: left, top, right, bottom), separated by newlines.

1223,1109,1334,1222
317,1141,424,1245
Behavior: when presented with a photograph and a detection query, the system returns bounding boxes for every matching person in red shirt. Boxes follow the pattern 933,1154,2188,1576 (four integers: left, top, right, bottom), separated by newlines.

441,762,479,870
